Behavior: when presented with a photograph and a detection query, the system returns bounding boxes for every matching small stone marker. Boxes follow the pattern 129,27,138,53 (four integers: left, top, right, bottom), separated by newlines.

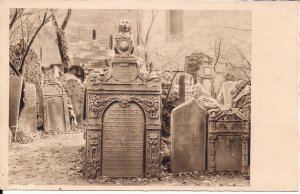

178,74,185,104
170,99,207,172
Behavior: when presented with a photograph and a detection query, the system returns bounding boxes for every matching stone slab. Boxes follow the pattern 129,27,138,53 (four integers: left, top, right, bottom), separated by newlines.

63,76,85,122
171,99,207,172
18,83,37,137
102,102,145,177
9,76,23,128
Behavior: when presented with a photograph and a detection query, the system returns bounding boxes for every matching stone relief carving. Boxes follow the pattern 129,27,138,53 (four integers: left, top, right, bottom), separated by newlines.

146,131,160,177
88,94,160,119
86,131,101,179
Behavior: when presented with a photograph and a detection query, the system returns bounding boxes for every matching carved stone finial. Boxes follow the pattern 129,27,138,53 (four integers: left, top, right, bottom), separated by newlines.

114,20,134,58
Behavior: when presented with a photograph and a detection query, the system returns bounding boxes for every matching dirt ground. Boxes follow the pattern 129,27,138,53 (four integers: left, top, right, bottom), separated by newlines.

9,131,250,187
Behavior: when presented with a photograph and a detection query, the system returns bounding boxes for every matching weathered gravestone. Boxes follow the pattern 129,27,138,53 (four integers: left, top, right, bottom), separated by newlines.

207,108,249,172
10,41,44,128
197,63,215,97
18,83,37,137
84,20,162,179
42,75,70,131
217,80,238,108
170,99,207,172
177,73,195,103
63,74,85,123
9,75,23,141
185,51,213,84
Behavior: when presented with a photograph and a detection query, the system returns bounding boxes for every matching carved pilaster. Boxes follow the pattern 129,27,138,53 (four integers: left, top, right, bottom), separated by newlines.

207,134,217,172
85,130,101,179
146,130,161,177
241,134,249,173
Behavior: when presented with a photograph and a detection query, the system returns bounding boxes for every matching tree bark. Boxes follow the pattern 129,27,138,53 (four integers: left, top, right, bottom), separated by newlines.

52,9,72,68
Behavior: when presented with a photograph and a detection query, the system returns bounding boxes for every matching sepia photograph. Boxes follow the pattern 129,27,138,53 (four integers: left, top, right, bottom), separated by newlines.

7,8,252,187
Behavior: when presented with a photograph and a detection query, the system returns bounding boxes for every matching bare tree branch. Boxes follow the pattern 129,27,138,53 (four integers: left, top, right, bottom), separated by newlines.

61,9,72,30
19,10,55,73
213,39,222,71
9,61,21,76
9,9,23,30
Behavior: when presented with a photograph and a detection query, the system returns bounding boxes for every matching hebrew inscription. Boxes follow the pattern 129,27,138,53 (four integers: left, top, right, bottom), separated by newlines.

102,102,145,177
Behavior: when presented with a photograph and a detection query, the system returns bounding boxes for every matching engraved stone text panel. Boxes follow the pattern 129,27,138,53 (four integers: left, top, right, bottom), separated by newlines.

102,102,145,177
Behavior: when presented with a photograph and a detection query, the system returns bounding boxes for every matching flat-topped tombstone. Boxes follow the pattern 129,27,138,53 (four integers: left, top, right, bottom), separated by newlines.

42,75,70,131
170,99,207,172
84,20,161,179
18,83,37,137
63,75,85,123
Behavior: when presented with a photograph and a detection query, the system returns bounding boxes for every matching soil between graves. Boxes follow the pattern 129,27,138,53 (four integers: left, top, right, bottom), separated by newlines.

9,132,250,187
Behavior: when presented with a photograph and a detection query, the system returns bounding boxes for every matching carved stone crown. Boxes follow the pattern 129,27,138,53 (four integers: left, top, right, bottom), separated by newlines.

114,20,134,58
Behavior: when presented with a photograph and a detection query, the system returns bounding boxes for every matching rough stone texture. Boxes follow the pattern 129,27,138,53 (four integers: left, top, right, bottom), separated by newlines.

170,99,207,172
9,75,23,139
63,74,85,123
18,83,37,137
84,20,161,179
217,81,238,107
42,75,70,132
207,108,249,173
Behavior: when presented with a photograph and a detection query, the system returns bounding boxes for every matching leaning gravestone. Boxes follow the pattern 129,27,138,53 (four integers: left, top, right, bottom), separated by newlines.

207,108,249,172
84,20,161,179
170,99,207,172
63,74,85,123
42,74,70,132
18,83,37,138
9,75,23,141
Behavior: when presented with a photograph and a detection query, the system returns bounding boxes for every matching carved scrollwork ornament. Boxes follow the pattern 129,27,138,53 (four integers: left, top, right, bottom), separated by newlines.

88,94,160,119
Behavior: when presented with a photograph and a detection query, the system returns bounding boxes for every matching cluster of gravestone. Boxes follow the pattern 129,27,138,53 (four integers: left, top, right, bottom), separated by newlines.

9,19,250,179
9,42,86,143
171,53,250,173
83,20,250,180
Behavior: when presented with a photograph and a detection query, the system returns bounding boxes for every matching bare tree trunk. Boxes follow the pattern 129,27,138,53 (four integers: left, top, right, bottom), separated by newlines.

19,10,53,74
52,9,72,69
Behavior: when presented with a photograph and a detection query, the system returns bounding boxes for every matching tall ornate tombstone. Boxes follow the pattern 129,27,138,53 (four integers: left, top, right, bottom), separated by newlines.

42,75,70,131
84,20,162,179
207,108,249,173
170,99,207,172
